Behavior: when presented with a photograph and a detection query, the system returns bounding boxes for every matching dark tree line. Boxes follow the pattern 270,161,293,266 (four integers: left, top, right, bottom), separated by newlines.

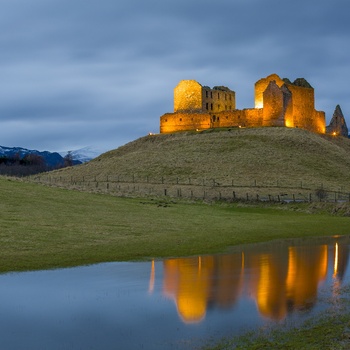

0,153,72,176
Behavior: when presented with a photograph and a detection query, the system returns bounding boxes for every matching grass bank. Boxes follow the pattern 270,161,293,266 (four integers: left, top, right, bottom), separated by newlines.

206,285,350,349
0,177,349,273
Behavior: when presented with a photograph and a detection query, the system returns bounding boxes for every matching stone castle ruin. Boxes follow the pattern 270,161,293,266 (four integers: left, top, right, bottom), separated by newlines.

160,73,348,137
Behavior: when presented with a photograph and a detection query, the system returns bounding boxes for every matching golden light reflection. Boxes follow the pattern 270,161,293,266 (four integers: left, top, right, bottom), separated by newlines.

285,245,327,312
148,260,155,294
333,243,339,278
162,254,244,323
162,256,214,323
158,240,348,324
255,254,287,320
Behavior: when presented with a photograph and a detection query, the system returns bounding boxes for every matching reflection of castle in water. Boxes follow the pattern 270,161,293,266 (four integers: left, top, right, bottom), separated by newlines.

150,238,349,323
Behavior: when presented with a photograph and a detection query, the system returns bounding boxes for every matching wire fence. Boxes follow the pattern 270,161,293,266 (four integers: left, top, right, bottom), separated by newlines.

28,174,350,203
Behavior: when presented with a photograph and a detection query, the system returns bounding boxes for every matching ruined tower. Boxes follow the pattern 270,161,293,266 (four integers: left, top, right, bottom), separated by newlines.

326,105,349,137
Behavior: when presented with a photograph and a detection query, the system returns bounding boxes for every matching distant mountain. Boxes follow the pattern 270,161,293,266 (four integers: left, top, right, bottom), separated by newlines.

60,146,105,163
0,145,65,168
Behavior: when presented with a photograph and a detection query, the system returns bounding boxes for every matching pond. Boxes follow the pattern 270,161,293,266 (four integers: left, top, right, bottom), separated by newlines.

0,235,349,349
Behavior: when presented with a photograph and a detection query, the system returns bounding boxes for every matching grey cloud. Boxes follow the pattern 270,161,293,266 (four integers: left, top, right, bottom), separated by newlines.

0,0,349,151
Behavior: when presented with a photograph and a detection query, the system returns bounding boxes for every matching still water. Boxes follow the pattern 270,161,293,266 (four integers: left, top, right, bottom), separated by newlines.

0,235,349,349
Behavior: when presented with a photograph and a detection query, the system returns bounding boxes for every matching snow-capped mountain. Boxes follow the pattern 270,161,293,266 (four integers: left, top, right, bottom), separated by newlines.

60,146,105,163
0,145,64,168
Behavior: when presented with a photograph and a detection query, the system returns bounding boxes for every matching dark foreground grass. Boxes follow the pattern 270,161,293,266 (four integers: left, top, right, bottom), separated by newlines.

205,285,350,350
1,177,349,273
206,313,350,350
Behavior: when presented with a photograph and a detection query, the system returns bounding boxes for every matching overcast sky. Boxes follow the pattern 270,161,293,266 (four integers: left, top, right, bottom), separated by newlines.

1,0,349,153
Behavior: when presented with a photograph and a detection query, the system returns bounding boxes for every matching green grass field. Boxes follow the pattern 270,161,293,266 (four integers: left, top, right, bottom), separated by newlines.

1,176,349,273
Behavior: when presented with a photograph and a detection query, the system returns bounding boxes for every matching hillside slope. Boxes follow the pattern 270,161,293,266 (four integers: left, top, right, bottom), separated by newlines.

50,127,350,191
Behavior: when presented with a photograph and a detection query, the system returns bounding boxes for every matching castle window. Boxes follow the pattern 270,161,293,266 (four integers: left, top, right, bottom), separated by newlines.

210,92,213,98
218,93,220,99
212,115,216,122
217,117,220,121
218,104,221,110
206,103,208,110
206,91,208,98
180,118,182,121
165,119,167,122
226,116,228,119
211,103,213,110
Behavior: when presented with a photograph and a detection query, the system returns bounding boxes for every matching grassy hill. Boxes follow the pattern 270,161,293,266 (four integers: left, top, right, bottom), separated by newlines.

48,127,350,193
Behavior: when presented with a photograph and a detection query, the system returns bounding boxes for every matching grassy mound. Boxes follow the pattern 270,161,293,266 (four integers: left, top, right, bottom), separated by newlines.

50,127,350,191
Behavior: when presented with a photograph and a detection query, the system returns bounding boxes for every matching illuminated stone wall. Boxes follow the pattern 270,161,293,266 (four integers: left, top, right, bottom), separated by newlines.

160,109,264,133
285,83,316,131
160,112,211,133
255,73,285,108
201,86,236,114
160,74,328,135
262,81,292,127
174,80,203,112
174,80,235,114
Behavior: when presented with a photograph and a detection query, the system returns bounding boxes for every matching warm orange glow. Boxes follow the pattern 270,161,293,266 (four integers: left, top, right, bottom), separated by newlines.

332,131,337,136
285,118,294,128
